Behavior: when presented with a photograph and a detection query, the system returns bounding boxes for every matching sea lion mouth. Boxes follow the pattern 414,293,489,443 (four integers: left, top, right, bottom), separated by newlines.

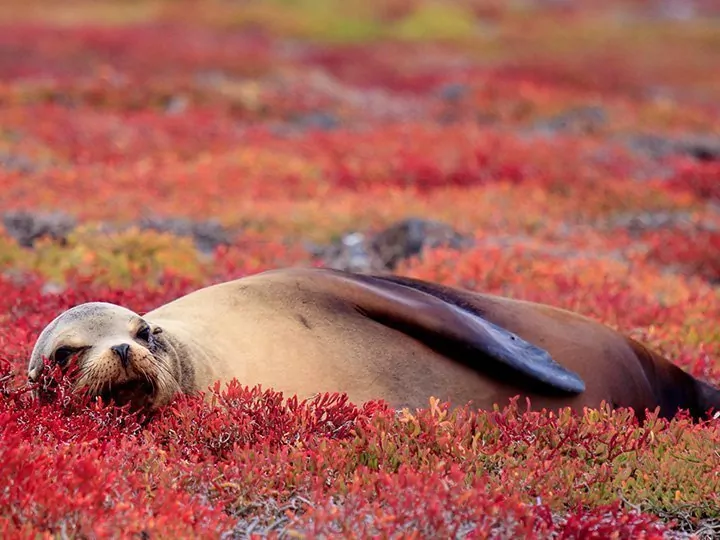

98,379,155,409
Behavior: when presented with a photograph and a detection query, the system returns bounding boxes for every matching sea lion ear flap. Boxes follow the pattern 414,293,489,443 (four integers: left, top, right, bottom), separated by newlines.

151,325,163,335
324,271,586,394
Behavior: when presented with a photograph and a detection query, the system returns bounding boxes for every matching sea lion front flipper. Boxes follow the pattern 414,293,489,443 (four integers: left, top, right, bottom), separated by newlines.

314,270,586,394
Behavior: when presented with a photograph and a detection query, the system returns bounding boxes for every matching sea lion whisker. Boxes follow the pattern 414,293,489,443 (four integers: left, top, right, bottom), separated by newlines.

137,365,158,395
149,349,181,394
156,340,183,383
74,372,94,394
93,373,107,396
146,362,169,393
80,377,99,399
140,367,153,386
155,363,180,395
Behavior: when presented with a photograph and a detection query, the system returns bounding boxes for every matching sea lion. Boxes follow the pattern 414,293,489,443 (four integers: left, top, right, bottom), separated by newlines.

27,267,720,420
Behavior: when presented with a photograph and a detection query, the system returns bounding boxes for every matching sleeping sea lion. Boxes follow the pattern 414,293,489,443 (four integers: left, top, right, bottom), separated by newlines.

26,267,720,420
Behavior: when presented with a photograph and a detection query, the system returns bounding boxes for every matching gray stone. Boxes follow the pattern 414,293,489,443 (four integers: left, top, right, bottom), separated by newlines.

532,105,608,134
313,218,474,273
137,217,235,254
371,218,475,270
2,210,77,248
623,133,720,162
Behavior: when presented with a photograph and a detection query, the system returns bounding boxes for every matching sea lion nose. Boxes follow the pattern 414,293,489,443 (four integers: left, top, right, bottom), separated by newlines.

111,343,131,368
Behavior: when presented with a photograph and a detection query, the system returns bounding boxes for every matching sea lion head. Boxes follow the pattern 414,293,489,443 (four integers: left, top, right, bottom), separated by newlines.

28,302,181,409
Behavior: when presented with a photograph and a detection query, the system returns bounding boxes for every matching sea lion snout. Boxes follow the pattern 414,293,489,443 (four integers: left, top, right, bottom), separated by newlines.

78,340,169,408
111,343,131,369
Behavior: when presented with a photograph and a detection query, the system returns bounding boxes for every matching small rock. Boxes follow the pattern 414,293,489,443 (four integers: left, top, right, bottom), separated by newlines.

0,151,44,174
41,281,67,296
623,133,720,162
607,210,719,236
292,111,341,131
371,218,475,270
532,106,608,135
674,136,720,162
137,217,235,254
609,211,692,232
165,95,190,115
438,83,469,102
655,0,697,20
315,232,387,274
2,210,77,248
313,218,474,273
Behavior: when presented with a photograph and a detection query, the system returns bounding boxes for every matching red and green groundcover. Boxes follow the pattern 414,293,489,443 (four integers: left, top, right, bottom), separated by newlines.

1,0,720,538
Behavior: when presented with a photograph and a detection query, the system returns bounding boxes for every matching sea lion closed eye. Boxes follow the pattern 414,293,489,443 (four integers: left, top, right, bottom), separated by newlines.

27,267,720,420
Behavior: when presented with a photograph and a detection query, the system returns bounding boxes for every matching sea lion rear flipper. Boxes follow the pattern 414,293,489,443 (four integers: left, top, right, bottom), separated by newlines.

318,270,586,394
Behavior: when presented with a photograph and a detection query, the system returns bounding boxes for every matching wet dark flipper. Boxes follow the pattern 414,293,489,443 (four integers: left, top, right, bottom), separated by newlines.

314,269,586,395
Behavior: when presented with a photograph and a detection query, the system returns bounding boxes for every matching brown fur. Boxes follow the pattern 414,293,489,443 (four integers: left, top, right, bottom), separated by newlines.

28,267,720,420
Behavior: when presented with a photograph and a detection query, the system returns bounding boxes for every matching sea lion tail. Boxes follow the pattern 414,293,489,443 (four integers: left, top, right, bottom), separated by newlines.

695,379,720,420
625,336,720,421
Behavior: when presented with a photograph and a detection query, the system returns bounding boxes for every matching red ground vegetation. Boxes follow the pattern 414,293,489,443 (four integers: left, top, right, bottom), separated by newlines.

1,0,719,537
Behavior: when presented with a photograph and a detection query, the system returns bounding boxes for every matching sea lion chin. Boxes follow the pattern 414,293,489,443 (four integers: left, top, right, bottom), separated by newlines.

98,379,156,410
27,267,720,421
